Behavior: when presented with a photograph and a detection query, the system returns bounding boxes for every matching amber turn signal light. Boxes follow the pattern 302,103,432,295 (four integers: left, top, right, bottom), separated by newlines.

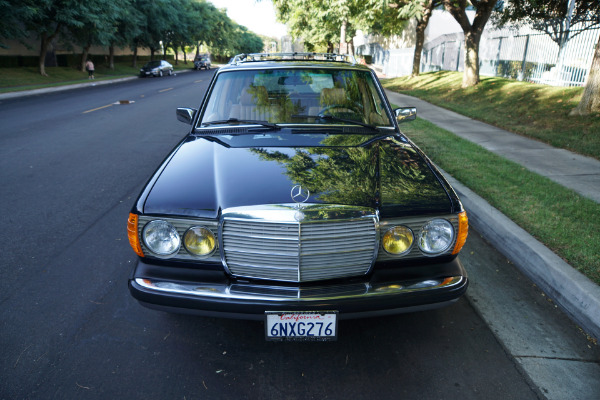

452,211,468,255
127,213,145,257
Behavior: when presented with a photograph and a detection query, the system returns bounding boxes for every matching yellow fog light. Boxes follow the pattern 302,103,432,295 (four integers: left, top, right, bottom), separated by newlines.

183,226,216,256
383,226,414,255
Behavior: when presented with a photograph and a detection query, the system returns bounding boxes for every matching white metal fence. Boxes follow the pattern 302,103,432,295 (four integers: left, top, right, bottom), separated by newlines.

357,27,600,87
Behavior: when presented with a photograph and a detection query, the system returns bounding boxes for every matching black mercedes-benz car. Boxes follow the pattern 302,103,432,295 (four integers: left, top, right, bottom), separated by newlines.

127,53,468,341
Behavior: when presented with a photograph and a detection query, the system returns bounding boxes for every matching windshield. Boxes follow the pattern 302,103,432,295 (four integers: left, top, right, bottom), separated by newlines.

146,61,161,68
198,68,393,128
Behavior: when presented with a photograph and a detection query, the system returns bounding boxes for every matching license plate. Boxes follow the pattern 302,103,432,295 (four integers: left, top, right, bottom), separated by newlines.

265,311,338,341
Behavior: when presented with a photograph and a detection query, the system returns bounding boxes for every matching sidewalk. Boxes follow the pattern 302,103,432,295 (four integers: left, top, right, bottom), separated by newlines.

385,89,600,342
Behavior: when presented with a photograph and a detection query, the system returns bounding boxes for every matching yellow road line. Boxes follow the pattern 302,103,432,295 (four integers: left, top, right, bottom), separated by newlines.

82,104,113,114
158,87,173,93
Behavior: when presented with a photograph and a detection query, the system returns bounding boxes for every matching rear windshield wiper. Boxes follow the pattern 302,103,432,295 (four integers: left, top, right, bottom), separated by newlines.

201,118,280,130
292,114,381,132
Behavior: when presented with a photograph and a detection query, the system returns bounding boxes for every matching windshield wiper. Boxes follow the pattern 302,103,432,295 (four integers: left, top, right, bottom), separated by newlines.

201,118,280,130
292,114,381,132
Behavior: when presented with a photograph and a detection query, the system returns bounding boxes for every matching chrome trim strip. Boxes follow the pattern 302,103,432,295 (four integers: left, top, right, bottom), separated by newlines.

221,204,378,222
134,276,465,302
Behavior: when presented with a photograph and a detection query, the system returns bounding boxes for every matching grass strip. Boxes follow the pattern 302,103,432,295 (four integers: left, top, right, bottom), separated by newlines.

398,117,600,285
0,62,193,93
382,71,600,160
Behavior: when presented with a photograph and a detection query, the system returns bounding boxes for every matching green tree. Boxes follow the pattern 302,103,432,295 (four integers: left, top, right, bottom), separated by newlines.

495,0,600,46
387,1,441,76
134,0,179,61
162,0,190,64
182,0,212,62
16,0,94,75
442,0,500,87
204,6,236,55
235,27,265,54
273,0,387,53
67,0,120,72
110,0,144,69
0,0,36,48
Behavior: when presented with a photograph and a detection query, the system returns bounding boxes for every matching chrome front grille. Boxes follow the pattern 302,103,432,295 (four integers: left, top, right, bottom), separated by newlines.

221,207,378,283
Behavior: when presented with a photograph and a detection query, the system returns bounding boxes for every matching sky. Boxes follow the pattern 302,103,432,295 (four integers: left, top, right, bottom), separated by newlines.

208,0,288,38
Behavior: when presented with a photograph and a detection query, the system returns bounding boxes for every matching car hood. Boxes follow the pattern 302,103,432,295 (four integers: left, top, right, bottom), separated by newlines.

141,134,453,219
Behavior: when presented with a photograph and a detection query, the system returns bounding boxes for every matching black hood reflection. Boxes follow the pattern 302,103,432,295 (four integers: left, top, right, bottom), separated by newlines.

142,133,451,218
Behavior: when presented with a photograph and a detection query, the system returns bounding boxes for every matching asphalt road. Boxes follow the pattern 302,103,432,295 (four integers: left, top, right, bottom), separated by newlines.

0,68,560,399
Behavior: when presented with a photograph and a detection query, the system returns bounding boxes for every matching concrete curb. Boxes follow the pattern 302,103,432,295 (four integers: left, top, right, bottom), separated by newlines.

0,76,138,100
442,171,600,340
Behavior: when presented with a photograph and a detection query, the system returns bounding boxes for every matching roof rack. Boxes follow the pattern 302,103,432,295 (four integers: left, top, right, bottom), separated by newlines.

232,52,357,65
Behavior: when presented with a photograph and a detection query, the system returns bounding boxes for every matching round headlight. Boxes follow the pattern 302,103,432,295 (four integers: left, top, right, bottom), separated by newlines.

183,226,216,256
382,226,414,255
419,219,454,255
142,220,180,256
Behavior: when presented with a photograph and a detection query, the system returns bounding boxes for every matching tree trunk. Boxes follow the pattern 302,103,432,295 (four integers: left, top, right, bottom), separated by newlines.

570,34,600,116
132,46,138,68
39,34,49,76
443,0,497,87
80,44,91,72
463,31,482,87
340,19,347,54
412,2,434,77
109,45,115,70
182,45,187,64
38,26,61,76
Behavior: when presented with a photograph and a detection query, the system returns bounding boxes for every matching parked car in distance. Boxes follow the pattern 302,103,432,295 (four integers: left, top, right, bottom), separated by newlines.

127,53,469,341
140,60,173,77
194,54,211,70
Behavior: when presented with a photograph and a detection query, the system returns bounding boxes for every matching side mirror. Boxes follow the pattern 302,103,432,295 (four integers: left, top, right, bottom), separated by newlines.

394,107,417,123
176,107,197,125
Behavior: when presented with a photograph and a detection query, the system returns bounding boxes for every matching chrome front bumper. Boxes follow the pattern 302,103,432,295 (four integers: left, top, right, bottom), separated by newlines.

129,257,468,319
134,276,464,302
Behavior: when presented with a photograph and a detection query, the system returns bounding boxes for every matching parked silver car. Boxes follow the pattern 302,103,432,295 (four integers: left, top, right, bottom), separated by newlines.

140,60,174,77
